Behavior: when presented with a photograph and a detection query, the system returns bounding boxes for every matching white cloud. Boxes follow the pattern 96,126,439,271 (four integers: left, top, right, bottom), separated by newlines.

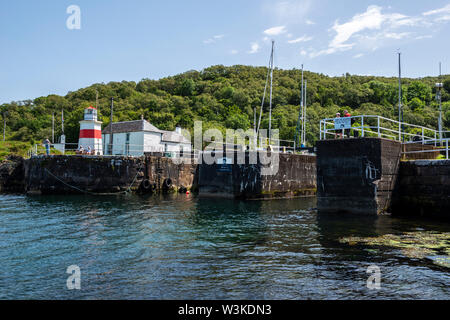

310,5,437,58
415,35,433,40
329,5,385,52
248,42,260,54
309,47,349,58
203,34,225,44
423,4,450,23
353,53,364,58
423,4,450,16
263,26,287,36
300,49,307,56
305,19,315,25
383,32,411,39
436,14,450,21
287,35,313,44
230,49,238,55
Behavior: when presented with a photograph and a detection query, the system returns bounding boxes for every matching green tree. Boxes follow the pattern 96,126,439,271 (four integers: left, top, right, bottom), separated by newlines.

407,81,432,104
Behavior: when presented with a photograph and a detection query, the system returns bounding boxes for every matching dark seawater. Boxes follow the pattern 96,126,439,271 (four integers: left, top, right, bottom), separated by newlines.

0,193,448,300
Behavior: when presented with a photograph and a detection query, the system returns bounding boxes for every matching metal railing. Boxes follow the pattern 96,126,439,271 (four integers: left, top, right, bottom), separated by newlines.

320,115,439,143
29,143,103,157
27,135,306,159
203,137,297,154
401,138,449,160
28,142,195,158
319,115,449,161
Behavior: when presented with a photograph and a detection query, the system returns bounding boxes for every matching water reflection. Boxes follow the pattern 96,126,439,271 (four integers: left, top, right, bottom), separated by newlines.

0,194,447,299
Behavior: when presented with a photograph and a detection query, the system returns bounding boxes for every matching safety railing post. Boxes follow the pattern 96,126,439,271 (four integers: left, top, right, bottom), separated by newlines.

422,128,424,144
319,120,322,140
398,122,401,141
377,116,380,138
361,116,365,137
446,140,449,160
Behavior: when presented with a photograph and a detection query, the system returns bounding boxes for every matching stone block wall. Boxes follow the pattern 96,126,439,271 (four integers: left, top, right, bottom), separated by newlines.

198,152,316,199
316,138,402,215
391,160,450,219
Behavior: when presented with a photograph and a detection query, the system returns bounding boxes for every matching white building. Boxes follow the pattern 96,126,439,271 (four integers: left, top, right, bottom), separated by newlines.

102,118,191,157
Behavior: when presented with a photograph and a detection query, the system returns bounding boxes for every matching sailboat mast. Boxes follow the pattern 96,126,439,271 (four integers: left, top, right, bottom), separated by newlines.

268,40,274,144
256,50,272,137
61,109,64,135
96,88,99,117
253,107,257,148
398,52,403,141
52,112,55,143
294,65,304,150
302,80,307,146
300,65,304,145
438,62,443,144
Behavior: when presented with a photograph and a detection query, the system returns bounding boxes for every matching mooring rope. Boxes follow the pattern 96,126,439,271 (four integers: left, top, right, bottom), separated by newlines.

43,162,144,196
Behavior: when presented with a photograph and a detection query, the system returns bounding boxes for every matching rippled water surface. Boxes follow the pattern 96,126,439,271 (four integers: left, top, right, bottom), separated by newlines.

0,194,448,299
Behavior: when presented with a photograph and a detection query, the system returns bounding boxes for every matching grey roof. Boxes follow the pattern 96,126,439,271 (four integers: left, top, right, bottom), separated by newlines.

161,131,191,144
102,119,191,144
102,120,162,134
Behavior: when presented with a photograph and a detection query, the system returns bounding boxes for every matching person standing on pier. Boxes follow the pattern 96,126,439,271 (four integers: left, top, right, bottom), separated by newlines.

43,138,51,156
343,110,352,138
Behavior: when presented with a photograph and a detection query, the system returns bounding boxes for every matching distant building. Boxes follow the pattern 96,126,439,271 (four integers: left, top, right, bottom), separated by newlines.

78,106,103,155
102,118,191,156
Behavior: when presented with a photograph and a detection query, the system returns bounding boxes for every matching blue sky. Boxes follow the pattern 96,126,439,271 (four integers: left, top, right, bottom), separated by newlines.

1,0,449,104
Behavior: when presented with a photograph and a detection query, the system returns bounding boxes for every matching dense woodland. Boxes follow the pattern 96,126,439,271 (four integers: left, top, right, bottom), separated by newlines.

1,65,450,151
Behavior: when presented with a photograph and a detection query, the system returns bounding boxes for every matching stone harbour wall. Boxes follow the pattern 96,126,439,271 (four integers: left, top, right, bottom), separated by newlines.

316,138,402,215
21,155,198,195
198,152,316,199
0,156,26,193
391,160,450,219
24,156,146,195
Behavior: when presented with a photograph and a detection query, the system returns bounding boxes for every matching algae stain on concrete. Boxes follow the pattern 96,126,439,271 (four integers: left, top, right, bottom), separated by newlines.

339,231,450,268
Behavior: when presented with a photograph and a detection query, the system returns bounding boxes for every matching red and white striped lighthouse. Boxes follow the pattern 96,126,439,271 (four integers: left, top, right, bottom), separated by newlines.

78,106,103,155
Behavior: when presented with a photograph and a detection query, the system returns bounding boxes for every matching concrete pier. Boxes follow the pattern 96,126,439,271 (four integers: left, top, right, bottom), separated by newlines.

24,156,146,194
22,155,198,195
198,152,316,199
316,138,402,215
0,156,25,193
391,160,450,219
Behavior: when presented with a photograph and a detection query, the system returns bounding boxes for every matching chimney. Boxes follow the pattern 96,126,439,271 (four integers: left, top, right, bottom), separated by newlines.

141,114,144,120
175,126,181,134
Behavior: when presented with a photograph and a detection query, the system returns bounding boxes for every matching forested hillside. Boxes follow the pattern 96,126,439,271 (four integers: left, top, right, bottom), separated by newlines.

1,65,449,148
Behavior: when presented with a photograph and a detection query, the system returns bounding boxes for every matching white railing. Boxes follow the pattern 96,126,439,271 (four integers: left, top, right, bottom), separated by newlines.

319,115,449,160
29,142,103,157
28,136,302,159
28,142,196,158
204,137,297,154
320,115,439,144
401,138,449,160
